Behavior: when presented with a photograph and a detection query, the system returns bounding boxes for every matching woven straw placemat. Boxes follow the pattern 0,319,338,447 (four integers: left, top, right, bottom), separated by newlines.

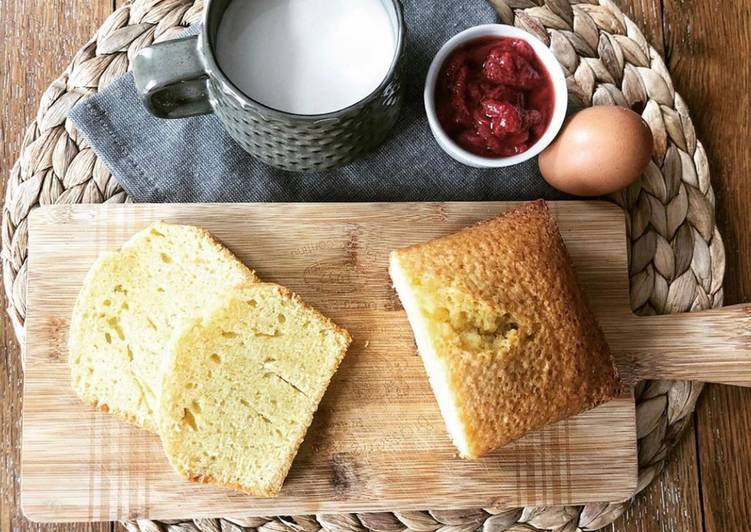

1,0,725,530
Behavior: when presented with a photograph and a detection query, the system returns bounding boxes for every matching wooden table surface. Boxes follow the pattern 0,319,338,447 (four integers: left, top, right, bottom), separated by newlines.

1,1,749,531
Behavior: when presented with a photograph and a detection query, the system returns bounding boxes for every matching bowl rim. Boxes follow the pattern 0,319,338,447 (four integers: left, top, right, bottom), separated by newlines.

424,24,568,168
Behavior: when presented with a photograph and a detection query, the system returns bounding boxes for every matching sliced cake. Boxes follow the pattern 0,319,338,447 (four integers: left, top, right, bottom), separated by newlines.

389,200,621,458
158,283,351,496
69,222,259,430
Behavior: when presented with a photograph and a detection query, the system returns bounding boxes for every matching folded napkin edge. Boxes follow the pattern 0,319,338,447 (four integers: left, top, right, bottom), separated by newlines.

70,84,161,201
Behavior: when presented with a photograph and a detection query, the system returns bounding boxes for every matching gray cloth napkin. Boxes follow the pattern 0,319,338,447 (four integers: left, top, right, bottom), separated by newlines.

70,1,564,203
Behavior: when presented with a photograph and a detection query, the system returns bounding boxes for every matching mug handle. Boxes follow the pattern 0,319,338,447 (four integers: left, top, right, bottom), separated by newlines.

133,35,213,119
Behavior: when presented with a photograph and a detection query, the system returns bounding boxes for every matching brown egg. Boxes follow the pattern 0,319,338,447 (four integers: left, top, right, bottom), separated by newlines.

538,106,653,196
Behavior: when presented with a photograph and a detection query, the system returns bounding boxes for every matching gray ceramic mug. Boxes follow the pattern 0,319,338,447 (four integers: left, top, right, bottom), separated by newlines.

133,0,405,172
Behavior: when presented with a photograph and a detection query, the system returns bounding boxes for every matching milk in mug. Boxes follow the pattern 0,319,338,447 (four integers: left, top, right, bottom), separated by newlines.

216,0,397,115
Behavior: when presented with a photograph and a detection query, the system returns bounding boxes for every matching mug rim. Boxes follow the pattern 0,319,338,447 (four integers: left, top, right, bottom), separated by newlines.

200,0,405,120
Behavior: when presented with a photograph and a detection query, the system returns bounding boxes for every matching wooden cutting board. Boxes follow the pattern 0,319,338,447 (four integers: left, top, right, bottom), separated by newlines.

22,201,751,523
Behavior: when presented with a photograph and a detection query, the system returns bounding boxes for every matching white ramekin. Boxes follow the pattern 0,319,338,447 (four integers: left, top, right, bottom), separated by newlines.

424,24,568,168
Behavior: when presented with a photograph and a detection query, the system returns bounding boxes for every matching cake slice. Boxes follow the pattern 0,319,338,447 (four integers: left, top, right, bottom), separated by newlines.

69,222,259,430
158,283,351,496
389,200,621,458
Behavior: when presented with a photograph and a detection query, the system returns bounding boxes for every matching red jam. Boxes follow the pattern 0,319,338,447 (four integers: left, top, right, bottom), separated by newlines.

435,36,555,158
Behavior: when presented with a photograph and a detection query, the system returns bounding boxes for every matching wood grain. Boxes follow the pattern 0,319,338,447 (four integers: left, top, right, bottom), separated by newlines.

22,201,639,522
696,386,751,532
613,416,703,532
616,0,665,56
0,0,114,530
661,0,751,529
1,0,748,531
607,2,706,530
608,305,751,386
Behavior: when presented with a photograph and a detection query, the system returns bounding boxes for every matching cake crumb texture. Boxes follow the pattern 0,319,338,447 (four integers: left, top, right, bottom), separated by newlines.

390,200,621,458
68,222,259,431
159,283,351,496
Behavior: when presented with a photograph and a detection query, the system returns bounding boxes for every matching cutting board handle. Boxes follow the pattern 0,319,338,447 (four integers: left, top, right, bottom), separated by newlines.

610,304,751,386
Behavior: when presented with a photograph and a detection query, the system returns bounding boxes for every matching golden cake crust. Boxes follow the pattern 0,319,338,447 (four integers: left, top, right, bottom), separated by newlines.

391,200,622,458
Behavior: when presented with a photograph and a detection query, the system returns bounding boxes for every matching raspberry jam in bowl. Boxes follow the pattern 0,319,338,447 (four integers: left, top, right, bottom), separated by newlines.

425,25,567,168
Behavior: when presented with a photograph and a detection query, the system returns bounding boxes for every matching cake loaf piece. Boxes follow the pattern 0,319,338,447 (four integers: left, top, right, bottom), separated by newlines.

389,200,621,458
69,222,259,430
159,283,351,496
